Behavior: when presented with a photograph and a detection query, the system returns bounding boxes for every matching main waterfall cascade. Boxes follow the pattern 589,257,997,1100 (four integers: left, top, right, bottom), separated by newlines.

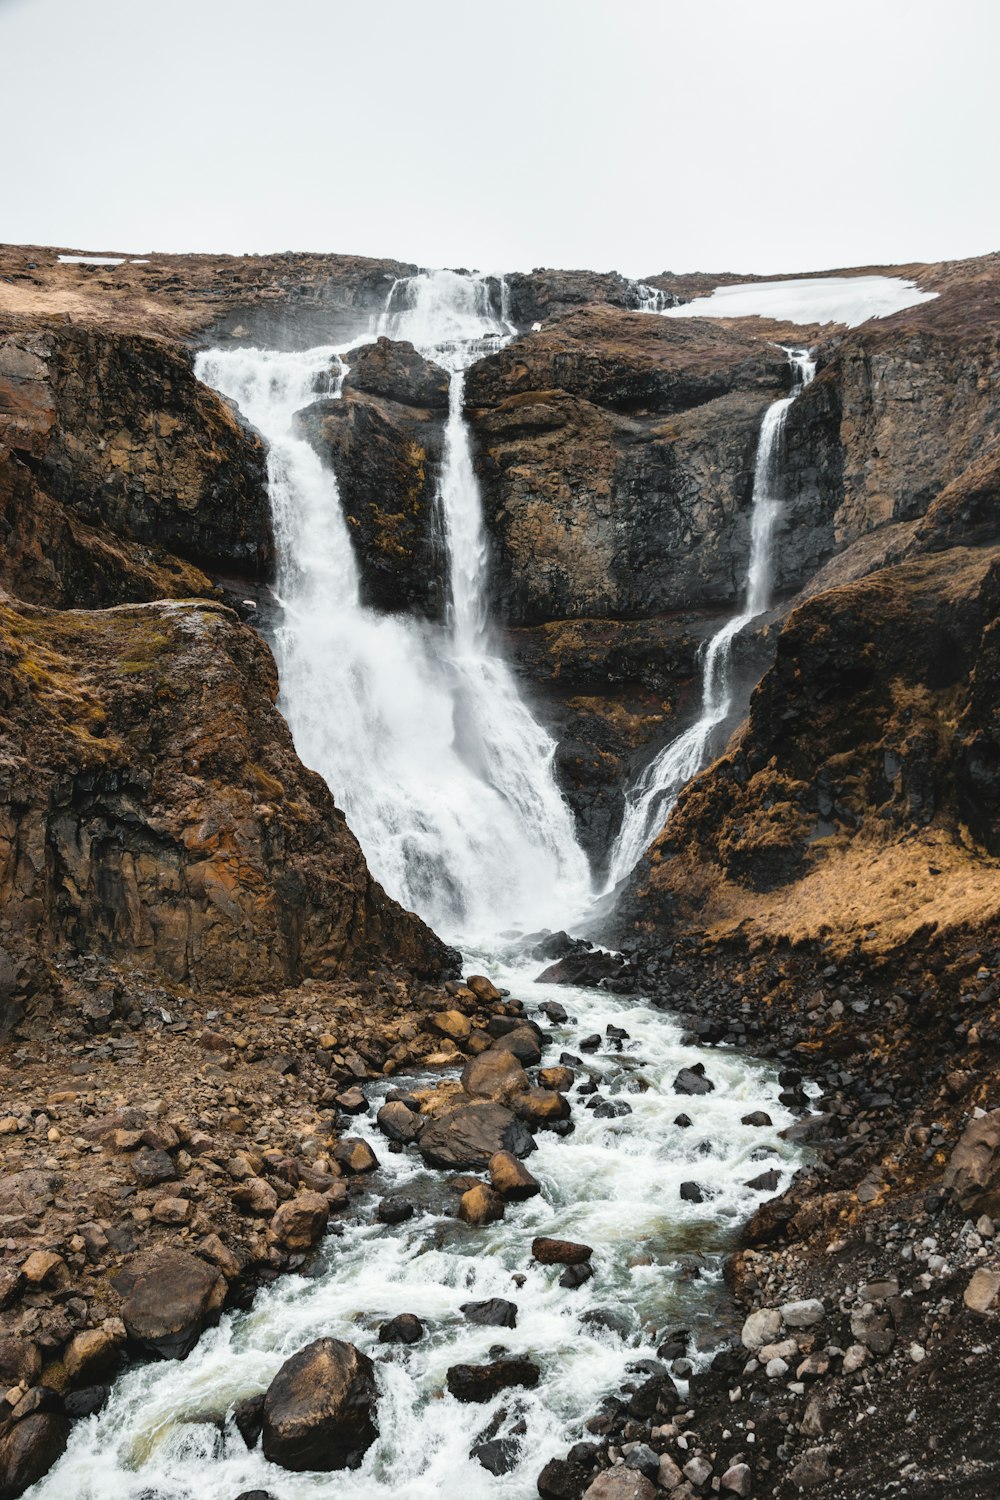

604,349,816,891
197,270,591,946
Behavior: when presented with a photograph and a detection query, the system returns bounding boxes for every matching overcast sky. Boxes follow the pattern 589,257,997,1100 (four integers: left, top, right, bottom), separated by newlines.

2,0,997,276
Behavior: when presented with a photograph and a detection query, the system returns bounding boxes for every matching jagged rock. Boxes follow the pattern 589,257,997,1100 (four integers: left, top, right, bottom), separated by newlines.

419,1102,535,1170
538,1456,592,1498
261,1338,378,1472
119,1248,227,1359
332,1139,379,1174
233,1393,266,1449
0,1339,41,1388
345,338,449,409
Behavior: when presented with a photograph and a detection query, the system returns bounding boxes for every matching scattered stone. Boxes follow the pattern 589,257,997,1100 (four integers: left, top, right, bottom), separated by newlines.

261,1338,378,1471
781,1298,825,1328
741,1308,783,1350
583,1473,656,1500
683,1454,713,1486
152,1195,191,1224
788,1446,832,1488
376,1197,414,1225
721,1460,752,1495
741,1111,772,1127
21,1251,68,1289
334,1086,368,1114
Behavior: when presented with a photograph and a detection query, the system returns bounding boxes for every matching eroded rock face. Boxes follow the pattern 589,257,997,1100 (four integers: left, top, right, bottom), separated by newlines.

261,1338,378,1472
296,365,449,618
0,326,272,577
0,595,454,990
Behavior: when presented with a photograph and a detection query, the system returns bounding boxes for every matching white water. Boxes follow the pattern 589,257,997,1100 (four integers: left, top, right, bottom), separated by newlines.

660,273,937,327
605,349,816,890
32,959,803,1500
197,270,591,945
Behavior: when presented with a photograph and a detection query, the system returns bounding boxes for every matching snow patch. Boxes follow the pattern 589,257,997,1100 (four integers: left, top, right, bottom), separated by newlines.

661,274,937,328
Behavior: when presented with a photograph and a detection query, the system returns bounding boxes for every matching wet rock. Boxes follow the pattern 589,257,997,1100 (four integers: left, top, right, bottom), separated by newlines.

376,1197,414,1225
536,951,632,988
270,1191,329,1251
332,1138,379,1174
446,1357,540,1403
741,1111,772,1127
378,1314,424,1345
680,1181,705,1203
233,1392,266,1449
63,1326,124,1385
559,1262,595,1289
745,1168,781,1192
538,1000,569,1024
513,1088,571,1126
532,1237,593,1265
538,1456,591,1499
461,1298,518,1328
472,1435,520,1474
458,1183,506,1226
490,1027,543,1068
674,1113,693,1128
673,1064,714,1096
334,1086,368,1114
0,1412,70,1500
488,1151,541,1200
119,1248,227,1360
419,1102,535,1170
579,1034,602,1052
62,1386,108,1419
261,1338,378,1471
376,1100,426,1144
539,1066,575,1091
466,974,503,1003
591,1098,632,1119
461,1050,531,1103
583,1471,656,1499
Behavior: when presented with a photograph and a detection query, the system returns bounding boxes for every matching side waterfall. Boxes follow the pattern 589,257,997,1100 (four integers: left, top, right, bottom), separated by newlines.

197,272,591,945
604,349,816,890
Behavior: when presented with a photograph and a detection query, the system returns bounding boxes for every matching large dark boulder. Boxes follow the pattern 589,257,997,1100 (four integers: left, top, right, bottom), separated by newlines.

118,1248,227,1359
418,1101,536,1170
0,1412,70,1500
261,1338,378,1472
346,337,449,409
446,1356,540,1403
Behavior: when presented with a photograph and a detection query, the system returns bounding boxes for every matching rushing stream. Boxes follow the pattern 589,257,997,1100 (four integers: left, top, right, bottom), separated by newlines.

26,274,817,1497
32,957,802,1500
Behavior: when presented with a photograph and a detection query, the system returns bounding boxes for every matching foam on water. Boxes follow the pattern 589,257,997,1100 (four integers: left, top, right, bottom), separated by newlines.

30,959,803,1500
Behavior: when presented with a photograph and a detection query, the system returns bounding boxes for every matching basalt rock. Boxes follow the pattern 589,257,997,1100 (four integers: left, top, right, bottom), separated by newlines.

0,595,455,993
295,339,450,619
261,1338,378,1472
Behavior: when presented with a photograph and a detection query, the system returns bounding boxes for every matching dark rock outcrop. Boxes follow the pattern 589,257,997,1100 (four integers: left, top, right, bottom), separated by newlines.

296,339,450,618
0,594,455,991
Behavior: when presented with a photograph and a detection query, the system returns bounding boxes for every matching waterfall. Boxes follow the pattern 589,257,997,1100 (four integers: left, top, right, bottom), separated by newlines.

604,348,816,890
197,271,591,946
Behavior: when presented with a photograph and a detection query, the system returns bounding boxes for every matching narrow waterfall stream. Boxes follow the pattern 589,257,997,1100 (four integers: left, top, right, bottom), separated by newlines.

604,350,816,890
31,956,803,1500
28,281,812,1499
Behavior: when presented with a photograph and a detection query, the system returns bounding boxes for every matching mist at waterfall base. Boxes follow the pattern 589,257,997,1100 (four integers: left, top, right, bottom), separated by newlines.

30,969,804,1500
603,350,817,893
198,272,591,949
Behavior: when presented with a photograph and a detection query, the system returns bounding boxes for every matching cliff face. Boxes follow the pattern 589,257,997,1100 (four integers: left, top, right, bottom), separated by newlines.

618,546,1000,952
0,324,272,579
0,595,453,995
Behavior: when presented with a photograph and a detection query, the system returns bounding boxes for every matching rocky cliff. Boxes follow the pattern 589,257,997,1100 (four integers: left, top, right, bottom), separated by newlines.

0,594,453,1009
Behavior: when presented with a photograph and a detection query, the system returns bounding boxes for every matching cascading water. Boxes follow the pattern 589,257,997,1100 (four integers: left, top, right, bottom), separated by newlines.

196,271,591,945
605,349,816,891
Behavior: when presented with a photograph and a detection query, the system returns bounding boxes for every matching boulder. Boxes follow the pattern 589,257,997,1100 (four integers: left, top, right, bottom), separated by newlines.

120,1248,227,1359
62,1326,124,1385
332,1138,379,1174
466,975,503,1003
0,1339,41,1388
539,1065,575,1091
781,1298,825,1328
376,1100,425,1143
461,1050,530,1103
458,1183,506,1226
460,1297,518,1328
964,1267,1000,1314
378,1314,424,1345
672,1064,714,1096
532,1237,593,1265
345,337,449,410
943,1108,1000,1214
419,1102,535,1170
488,1151,541,1200
0,1412,70,1500
269,1191,329,1251
740,1307,783,1350
445,1356,540,1402
512,1088,570,1126
489,1027,543,1068
233,1392,266,1449
430,1009,473,1043
261,1338,378,1472
539,1456,592,1498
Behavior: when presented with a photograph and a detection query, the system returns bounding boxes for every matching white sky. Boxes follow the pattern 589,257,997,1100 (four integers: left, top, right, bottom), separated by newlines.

1,0,997,277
